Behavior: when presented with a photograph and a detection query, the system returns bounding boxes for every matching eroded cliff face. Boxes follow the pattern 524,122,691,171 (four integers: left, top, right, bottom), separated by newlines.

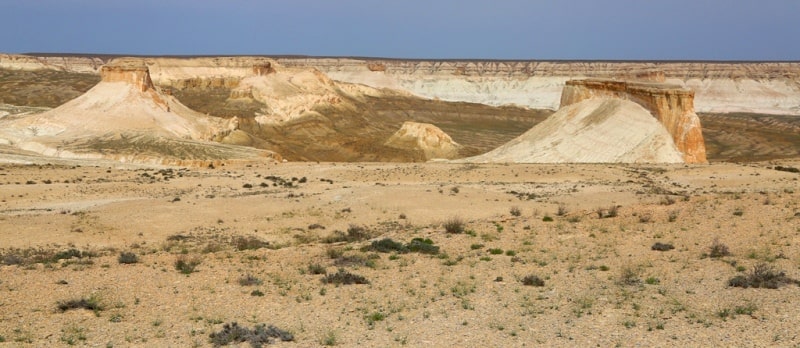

277,58,800,115
560,79,707,163
0,54,106,73
4,54,798,115
100,65,154,92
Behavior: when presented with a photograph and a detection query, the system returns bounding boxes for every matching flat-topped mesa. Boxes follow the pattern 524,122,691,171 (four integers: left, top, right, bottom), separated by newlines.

100,65,154,92
561,79,707,163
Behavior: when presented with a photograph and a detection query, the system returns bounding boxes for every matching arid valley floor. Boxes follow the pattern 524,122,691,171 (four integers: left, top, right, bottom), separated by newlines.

1,159,799,347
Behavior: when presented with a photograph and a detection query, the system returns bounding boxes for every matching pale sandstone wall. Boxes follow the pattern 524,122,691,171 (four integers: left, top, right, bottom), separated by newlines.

560,79,707,163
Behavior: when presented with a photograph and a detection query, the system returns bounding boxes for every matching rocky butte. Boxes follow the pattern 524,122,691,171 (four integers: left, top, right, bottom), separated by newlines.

560,79,707,163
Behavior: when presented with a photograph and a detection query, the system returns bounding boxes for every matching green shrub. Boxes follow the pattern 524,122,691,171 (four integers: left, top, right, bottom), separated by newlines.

118,252,139,264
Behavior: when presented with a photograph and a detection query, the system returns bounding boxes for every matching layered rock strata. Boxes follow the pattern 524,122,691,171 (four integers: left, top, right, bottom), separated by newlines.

560,79,707,163
462,98,684,164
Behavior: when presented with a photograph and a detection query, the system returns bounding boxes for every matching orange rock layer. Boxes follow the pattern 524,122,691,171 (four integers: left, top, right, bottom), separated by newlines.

560,79,707,163
100,65,154,92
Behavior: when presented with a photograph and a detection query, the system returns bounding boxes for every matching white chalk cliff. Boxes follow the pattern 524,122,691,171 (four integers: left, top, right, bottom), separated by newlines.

462,98,684,163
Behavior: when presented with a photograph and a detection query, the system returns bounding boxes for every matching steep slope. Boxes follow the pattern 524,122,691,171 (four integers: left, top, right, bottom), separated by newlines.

0,64,277,165
560,79,707,163
462,98,684,163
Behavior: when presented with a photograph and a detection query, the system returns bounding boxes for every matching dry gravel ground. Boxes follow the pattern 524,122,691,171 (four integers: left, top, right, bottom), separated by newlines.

0,160,799,347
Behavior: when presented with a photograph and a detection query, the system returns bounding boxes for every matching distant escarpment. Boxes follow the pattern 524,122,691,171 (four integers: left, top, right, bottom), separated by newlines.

278,58,800,115
560,79,707,163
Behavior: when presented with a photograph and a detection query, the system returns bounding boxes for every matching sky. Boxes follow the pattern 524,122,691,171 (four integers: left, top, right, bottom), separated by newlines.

1,0,798,60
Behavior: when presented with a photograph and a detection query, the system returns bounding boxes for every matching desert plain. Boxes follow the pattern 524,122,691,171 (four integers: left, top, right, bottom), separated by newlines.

0,55,799,347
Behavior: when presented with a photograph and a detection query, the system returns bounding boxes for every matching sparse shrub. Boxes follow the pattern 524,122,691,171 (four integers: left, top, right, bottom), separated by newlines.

773,165,800,173
234,235,270,251
308,223,326,230
238,274,263,286
619,266,641,286
406,238,440,255
596,205,618,219
323,225,371,243
322,269,369,285
659,195,676,205
542,215,553,222
209,322,293,347
443,217,465,234
733,208,744,216
489,248,503,255
308,263,326,275
242,183,253,189
470,244,484,250
645,277,660,285
668,210,679,222
651,242,674,252
510,207,522,217
505,250,516,256
521,275,545,287
367,238,407,253
118,252,139,264
175,255,202,274
250,290,264,297
728,263,798,289
708,238,731,258
57,295,103,313
556,204,568,216
638,213,652,223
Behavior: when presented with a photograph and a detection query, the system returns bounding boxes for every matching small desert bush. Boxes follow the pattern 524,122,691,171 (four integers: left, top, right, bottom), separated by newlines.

57,295,104,313
321,269,369,285
175,255,202,274
323,224,372,243
307,263,326,275
618,266,641,286
510,206,522,217
238,274,263,286
406,238,440,255
443,217,465,234
651,242,674,251
596,205,618,219
366,238,407,253
209,322,294,347
708,238,731,258
521,275,545,287
118,252,139,264
234,235,270,251
728,263,798,289
556,204,569,216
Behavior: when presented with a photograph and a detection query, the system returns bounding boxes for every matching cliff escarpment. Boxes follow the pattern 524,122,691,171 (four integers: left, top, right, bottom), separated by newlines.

560,79,707,163
277,58,800,115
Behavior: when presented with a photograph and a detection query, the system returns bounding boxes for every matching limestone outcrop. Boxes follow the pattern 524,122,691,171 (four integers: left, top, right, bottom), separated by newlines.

560,79,707,163
0,64,276,165
462,98,684,164
385,122,461,160
100,65,154,92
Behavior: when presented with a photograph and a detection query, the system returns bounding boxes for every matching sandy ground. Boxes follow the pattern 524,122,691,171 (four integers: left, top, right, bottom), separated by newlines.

1,159,799,347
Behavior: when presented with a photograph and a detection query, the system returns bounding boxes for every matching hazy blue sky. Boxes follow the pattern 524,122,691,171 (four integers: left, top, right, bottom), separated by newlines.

1,0,798,60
